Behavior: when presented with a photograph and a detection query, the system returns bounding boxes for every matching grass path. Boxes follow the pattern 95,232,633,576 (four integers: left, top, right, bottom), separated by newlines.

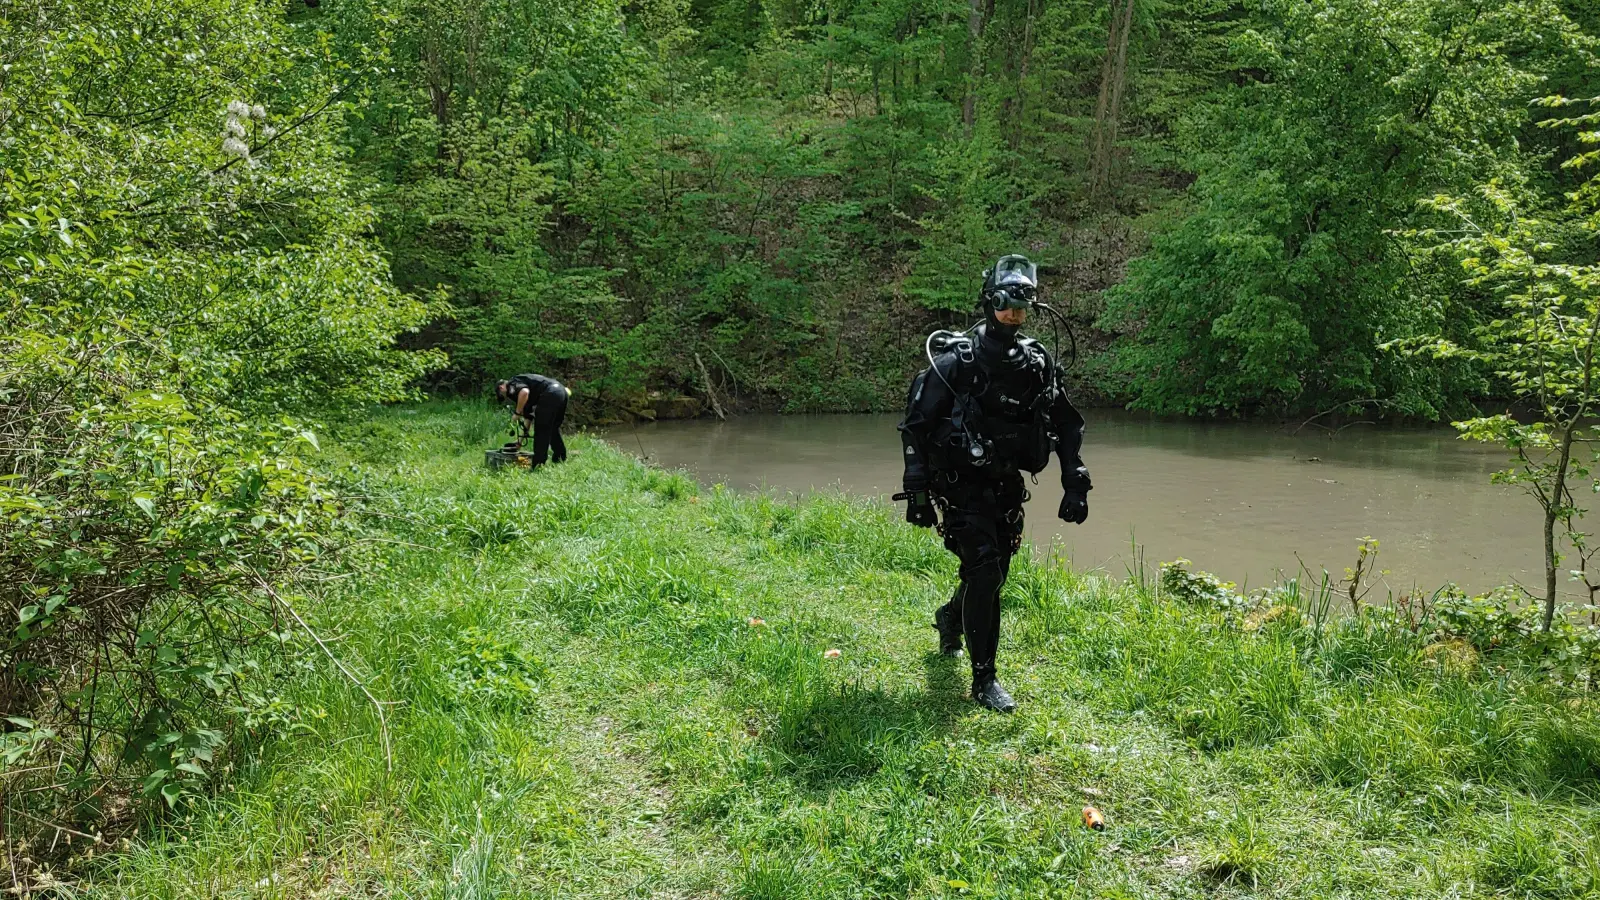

82,405,1600,899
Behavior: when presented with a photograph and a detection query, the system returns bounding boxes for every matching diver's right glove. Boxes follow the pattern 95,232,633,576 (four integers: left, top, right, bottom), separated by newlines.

894,490,937,528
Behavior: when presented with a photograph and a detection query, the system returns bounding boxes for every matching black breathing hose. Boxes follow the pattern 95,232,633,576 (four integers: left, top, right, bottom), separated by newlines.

925,322,980,395
1032,303,1079,370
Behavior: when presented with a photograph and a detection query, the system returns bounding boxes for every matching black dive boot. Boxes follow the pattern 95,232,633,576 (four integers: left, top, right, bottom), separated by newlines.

971,665,1016,713
934,593,964,658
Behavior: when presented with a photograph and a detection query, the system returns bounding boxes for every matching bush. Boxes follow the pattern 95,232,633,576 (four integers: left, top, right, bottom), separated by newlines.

1,313,341,827
1431,588,1600,686
0,0,440,856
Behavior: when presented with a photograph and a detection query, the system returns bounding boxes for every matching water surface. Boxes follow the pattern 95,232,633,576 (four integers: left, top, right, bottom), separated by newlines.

611,411,1541,597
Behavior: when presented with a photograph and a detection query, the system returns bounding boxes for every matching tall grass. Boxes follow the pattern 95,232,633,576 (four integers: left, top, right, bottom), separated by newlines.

70,402,1600,899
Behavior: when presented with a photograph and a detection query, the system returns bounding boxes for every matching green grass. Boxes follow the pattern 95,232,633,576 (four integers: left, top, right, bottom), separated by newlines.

74,403,1600,898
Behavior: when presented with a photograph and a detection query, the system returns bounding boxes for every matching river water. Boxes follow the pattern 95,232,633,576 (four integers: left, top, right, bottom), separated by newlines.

613,411,1543,597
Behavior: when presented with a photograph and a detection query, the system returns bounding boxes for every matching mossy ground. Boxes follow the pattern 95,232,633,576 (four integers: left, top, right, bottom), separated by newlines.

83,404,1600,898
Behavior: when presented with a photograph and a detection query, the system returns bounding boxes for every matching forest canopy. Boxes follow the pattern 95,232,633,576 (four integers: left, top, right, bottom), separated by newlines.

6,0,1598,424
320,0,1597,418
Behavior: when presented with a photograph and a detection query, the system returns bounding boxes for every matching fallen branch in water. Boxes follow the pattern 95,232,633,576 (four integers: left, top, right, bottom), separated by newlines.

1292,399,1390,436
695,352,727,421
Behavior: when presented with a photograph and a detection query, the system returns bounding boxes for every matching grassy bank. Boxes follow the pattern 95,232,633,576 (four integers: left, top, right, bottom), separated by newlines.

80,404,1600,899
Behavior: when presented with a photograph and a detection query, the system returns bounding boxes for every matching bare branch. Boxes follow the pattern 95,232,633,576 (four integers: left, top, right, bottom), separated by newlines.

243,571,393,772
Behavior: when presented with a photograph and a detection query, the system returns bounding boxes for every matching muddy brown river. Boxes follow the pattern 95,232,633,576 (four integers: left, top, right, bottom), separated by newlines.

612,411,1545,598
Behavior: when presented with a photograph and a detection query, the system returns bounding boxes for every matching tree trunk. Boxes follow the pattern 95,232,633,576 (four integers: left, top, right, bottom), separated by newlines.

962,0,984,133
464,0,481,100
423,37,450,129
1012,0,1038,148
1545,311,1600,631
695,353,727,421
1089,0,1135,201
939,1,950,75
824,4,834,96
1544,426,1572,632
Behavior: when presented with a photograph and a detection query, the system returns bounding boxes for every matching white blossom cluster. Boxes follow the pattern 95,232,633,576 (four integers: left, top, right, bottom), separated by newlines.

221,100,274,164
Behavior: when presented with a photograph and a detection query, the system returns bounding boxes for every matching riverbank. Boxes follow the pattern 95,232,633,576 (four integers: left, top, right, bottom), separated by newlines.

79,404,1598,898
617,410,1541,598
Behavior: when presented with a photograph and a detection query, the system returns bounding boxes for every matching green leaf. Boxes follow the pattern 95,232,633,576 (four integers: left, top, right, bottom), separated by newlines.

141,769,170,795
134,495,156,519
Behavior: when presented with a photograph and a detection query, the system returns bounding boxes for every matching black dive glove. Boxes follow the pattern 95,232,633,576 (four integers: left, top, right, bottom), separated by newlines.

1059,491,1089,525
894,490,937,528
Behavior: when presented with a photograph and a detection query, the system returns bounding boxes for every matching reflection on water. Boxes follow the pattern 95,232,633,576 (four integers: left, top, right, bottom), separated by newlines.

609,411,1543,597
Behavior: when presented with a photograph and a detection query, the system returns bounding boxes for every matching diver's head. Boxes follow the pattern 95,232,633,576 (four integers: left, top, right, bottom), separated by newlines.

980,254,1038,341
994,306,1028,328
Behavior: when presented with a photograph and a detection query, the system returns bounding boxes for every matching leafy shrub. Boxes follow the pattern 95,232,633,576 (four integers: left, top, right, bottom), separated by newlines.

1430,588,1600,686
444,627,546,710
0,0,440,854
1159,559,1254,615
1,314,340,825
1433,588,1542,650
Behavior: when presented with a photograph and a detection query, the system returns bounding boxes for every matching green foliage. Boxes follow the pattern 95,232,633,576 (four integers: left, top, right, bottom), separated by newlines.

2,0,441,415
445,627,546,710
1477,816,1592,899
0,0,438,850
1397,96,1600,629
1431,588,1600,685
1101,0,1590,416
69,404,1600,897
318,0,1255,413
301,0,1600,418
1159,557,1248,610
0,311,342,824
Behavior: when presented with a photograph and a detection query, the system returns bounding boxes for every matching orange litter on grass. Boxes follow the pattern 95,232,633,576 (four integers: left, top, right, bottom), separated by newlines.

1082,806,1106,831
823,648,842,659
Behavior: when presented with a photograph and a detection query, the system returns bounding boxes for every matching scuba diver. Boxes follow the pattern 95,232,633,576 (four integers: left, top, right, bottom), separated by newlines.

895,255,1091,712
496,373,571,468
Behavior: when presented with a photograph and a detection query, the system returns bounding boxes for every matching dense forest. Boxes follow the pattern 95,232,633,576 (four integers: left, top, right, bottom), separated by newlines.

7,0,1597,419
338,0,1599,418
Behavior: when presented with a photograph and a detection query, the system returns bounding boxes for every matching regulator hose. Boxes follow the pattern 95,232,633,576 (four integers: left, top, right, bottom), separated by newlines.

923,323,987,464
1032,302,1079,370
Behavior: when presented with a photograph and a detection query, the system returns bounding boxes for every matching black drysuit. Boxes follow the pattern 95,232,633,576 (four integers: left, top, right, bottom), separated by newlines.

505,373,569,467
898,325,1090,681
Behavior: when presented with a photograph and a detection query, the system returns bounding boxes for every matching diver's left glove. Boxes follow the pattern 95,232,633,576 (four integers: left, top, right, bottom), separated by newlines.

894,490,937,528
1059,491,1089,525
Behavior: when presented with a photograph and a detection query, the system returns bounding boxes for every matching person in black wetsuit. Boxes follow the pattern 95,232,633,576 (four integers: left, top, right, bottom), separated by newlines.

896,255,1091,712
496,373,571,468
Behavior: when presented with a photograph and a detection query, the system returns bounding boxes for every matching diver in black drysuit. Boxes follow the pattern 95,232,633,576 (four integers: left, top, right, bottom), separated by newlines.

896,255,1091,712
497,373,570,467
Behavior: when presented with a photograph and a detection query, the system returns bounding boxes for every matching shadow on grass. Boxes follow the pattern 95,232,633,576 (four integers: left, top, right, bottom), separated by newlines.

922,648,969,699
764,653,971,789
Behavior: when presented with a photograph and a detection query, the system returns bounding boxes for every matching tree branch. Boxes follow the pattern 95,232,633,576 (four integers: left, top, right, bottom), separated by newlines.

244,571,393,772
